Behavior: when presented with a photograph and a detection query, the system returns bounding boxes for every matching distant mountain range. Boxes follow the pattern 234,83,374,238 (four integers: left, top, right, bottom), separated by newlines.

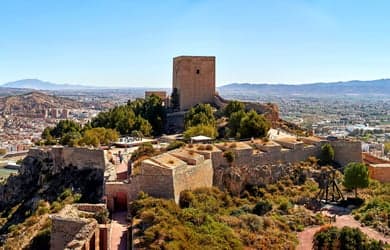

219,79,390,97
2,78,390,97
1,79,93,90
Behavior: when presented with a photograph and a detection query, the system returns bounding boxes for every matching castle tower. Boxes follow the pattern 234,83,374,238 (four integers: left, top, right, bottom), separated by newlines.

172,56,216,111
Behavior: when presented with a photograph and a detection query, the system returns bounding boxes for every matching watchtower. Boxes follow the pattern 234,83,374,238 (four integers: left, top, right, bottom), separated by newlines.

172,56,216,111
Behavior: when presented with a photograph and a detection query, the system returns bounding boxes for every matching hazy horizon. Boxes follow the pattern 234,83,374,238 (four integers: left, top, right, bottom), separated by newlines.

2,1,390,87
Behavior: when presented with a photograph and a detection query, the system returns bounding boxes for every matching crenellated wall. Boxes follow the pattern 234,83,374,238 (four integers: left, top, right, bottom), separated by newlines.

107,138,363,206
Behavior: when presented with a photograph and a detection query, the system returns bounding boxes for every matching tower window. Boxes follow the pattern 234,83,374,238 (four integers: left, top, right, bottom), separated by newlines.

196,69,200,74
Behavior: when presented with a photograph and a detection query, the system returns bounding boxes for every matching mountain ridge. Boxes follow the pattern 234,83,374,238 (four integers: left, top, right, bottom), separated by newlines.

1,79,94,90
218,78,390,96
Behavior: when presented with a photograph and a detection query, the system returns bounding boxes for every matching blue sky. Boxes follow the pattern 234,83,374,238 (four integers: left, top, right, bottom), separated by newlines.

1,0,390,87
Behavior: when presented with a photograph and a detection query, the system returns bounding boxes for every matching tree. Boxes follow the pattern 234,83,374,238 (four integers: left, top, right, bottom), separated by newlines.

237,110,270,139
184,104,215,129
59,131,82,146
320,143,335,165
41,127,53,140
134,116,152,137
50,120,81,138
91,95,164,136
343,162,369,198
224,100,245,117
384,142,390,155
141,95,166,135
170,87,180,111
79,128,119,147
183,124,218,140
227,110,246,138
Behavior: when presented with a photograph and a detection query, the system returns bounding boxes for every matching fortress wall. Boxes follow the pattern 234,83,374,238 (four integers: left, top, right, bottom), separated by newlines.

368,165,390,183
61,147,105,169
105,181,133,212
173,159,213,203
330,140,362,166
27,148,51,159
44,147,106,173
137,163,175,200
165,112,185,134
280,145,321,163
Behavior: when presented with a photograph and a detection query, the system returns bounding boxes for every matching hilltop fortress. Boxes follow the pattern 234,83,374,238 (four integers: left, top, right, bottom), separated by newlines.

105,135,362,211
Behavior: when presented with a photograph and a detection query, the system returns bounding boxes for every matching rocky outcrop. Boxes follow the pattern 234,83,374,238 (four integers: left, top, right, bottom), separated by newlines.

213,162,315,195
0,148,104,235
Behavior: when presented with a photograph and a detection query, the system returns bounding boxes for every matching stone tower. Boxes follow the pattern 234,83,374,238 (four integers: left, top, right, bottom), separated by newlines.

172,56,216,111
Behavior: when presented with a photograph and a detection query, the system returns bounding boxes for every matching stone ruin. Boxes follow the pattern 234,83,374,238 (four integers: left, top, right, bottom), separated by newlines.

50,204,109,250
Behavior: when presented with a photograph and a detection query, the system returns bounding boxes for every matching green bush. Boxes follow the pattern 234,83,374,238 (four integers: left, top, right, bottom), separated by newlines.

313,226,385,250
252,200,272,216
166,140,185,151
223,150,235,163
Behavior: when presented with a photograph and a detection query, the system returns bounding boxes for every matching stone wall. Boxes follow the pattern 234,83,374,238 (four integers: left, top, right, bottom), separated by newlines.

207,139,361,193
50,216,98,250
28,147,106,173
105,182,133,212
165,111,185,134
52,147,105,172
50,204,107,250
108,138,363,207
368,164,390,183
330,140,362,166
172,159,213,203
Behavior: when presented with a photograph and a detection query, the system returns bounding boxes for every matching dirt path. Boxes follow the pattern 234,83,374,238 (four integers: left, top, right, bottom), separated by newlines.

297,213,389,249
110,211,128,250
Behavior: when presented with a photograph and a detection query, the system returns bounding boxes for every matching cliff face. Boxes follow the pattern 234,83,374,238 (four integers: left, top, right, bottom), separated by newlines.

0,148,104,234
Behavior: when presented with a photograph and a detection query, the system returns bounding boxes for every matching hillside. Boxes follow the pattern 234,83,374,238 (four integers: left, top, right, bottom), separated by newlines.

0,91,83,115
218,79,390,97
2,79,92,90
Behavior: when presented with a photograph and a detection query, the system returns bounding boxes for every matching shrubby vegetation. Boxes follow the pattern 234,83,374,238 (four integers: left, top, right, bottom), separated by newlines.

130,168,325,249
183,124,218,139
313,226,385,250
2,189,81,250
130,142,156,162
352,181,390,235
166,140,185,151
184,104,218,139
224,101,271,139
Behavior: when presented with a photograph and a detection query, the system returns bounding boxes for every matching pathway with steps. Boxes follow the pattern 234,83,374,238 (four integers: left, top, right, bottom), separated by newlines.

110,211,128,250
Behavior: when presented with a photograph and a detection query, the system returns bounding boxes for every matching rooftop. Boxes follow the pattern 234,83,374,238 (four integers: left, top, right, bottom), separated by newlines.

148,153,186,169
